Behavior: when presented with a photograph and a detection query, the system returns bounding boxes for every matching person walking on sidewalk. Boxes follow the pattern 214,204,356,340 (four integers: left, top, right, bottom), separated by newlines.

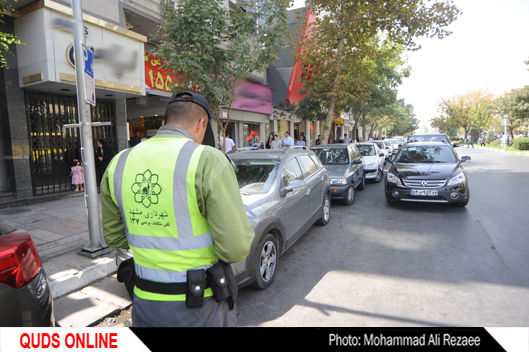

100,91,254,327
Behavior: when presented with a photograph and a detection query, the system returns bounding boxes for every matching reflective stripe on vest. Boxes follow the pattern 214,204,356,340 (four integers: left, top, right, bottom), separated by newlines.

108,136,218,301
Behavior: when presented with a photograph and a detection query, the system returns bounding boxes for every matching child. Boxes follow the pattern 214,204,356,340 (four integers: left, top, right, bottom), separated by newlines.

70,159,84,192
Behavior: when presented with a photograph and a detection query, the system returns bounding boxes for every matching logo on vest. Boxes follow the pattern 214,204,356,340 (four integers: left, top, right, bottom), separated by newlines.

131,169,162,208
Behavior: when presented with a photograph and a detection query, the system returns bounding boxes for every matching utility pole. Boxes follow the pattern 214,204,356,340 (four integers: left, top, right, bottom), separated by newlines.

72,0,107,255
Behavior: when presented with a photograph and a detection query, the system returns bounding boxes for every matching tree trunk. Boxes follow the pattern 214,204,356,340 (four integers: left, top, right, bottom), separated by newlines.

322,34,345,145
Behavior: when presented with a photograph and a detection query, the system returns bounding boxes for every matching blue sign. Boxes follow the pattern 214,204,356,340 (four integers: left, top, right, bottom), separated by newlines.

82,44,96,106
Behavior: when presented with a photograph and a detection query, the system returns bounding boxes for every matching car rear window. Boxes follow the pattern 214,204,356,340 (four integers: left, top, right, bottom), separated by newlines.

233,159,279,195
408,135,448,143
396,145,458,163
313,148,349,165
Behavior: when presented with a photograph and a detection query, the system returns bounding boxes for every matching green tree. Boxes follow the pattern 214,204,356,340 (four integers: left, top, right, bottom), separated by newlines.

0,0,22,68
295,0,461,143
155,0,289,150
495,86,529,138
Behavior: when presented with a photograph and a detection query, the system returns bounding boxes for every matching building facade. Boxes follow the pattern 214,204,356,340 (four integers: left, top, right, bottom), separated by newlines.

1,0,274,200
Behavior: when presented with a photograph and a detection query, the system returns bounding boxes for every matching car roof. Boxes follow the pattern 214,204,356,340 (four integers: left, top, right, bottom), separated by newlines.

404,141,451,147
409,133,447,137
355,142,376,145
229,148,312,160
310,144,349,149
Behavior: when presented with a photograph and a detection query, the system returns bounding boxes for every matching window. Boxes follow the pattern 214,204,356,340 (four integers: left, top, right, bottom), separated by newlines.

349,145,360,161
297,154,319,179
233,159,279,194
281,158,303,187
313,148,349,165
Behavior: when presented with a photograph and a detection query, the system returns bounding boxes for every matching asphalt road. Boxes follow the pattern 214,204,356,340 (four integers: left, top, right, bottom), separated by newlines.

236,147,529,326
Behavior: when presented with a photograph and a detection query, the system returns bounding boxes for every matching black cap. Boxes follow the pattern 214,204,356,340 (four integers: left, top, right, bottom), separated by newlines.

168,91,212,121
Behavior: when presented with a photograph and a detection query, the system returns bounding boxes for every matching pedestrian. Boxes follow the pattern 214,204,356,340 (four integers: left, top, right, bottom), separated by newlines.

219,131,235,154
343,133,352,144
466,134,474,148
295,134,306,147
315,135,321,145
282,131,294,148
96,139,114,185
70,159,84,192
253,135,264,149
265,132,274,149
130,130,142,147
100,91,254,327
271,133,282,149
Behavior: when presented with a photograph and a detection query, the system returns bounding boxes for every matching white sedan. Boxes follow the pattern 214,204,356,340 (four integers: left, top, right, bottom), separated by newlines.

355,142,386,182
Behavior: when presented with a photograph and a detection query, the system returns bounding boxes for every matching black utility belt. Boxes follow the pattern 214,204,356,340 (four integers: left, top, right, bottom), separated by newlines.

134,262,237,309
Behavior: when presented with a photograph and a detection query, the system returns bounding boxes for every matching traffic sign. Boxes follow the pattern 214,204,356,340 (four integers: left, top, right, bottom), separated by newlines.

83,44,96,106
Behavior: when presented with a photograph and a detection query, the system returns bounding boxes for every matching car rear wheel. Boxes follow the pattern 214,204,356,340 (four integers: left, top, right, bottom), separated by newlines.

251,233,278,289
343,186,355,205
316,193,331,225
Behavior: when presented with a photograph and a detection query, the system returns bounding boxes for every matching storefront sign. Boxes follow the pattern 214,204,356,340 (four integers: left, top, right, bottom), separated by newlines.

231,81,272,115
144,52,194,93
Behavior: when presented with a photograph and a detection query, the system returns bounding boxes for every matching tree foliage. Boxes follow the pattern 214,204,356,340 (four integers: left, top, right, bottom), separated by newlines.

432,89,495,138
0,0,22,68
155,0,289,112
295,0,461,143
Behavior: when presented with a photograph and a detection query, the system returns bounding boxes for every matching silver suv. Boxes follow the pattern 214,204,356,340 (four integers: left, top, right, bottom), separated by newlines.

229,148,330,289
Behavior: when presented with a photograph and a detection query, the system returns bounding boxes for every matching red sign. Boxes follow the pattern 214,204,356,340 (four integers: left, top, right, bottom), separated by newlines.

144,52,196,93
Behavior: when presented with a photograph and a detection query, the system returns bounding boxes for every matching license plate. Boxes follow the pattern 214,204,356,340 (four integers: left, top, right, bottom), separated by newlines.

410,189,438,196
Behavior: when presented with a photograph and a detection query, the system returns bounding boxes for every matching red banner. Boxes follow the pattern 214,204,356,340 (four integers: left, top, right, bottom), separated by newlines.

144,52,192,93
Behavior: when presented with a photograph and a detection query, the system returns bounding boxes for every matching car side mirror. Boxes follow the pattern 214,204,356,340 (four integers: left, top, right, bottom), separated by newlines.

379,153,385,157
280,179,304,197
460,155,471,162
452,142,459,148
352,159,363,165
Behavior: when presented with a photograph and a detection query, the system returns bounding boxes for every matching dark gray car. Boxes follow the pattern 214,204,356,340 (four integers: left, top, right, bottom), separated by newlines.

0,224,55,326
230,148,330,289
311,144,365,205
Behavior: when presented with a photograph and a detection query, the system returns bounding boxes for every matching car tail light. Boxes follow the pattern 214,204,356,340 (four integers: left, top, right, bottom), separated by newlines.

0,232,42,289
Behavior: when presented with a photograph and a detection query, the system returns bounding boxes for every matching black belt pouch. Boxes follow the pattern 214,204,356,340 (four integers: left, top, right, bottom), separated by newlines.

206,263,230,302
186,269,206,308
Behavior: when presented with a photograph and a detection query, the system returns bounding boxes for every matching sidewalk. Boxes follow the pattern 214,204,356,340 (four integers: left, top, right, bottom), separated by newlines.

473,145,529,156
0,193,131,327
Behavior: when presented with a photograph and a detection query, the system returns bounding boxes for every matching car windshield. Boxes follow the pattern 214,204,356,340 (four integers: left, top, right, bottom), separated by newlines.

396,146,458,163
233,159,279,195
408,135,448,143
384,139,396,146
313,148,349,165
357,145,376,156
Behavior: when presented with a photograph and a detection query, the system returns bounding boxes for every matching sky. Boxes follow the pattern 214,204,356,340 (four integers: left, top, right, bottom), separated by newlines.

289,0,529,131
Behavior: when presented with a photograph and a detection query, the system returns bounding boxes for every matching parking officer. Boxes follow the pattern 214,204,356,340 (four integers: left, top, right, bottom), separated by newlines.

100,91,254,327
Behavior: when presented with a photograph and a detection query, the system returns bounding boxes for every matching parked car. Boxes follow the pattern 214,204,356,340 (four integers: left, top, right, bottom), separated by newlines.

230,148,331,289
0,224,55,326
383,139,402,158
407,133,459,147
385,142,470,207
311,144,364,205
374,140,390,160
355,142,386,182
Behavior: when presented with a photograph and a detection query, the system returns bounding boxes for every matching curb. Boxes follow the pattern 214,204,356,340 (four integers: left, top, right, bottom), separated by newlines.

0,191,85,209
49,257,118,300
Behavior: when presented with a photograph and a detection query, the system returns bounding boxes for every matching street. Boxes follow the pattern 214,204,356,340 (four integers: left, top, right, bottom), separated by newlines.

235,147,529,326
98,147,529,327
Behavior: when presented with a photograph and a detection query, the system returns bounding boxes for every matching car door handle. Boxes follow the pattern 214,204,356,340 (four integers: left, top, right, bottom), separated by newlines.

305,188,311,196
